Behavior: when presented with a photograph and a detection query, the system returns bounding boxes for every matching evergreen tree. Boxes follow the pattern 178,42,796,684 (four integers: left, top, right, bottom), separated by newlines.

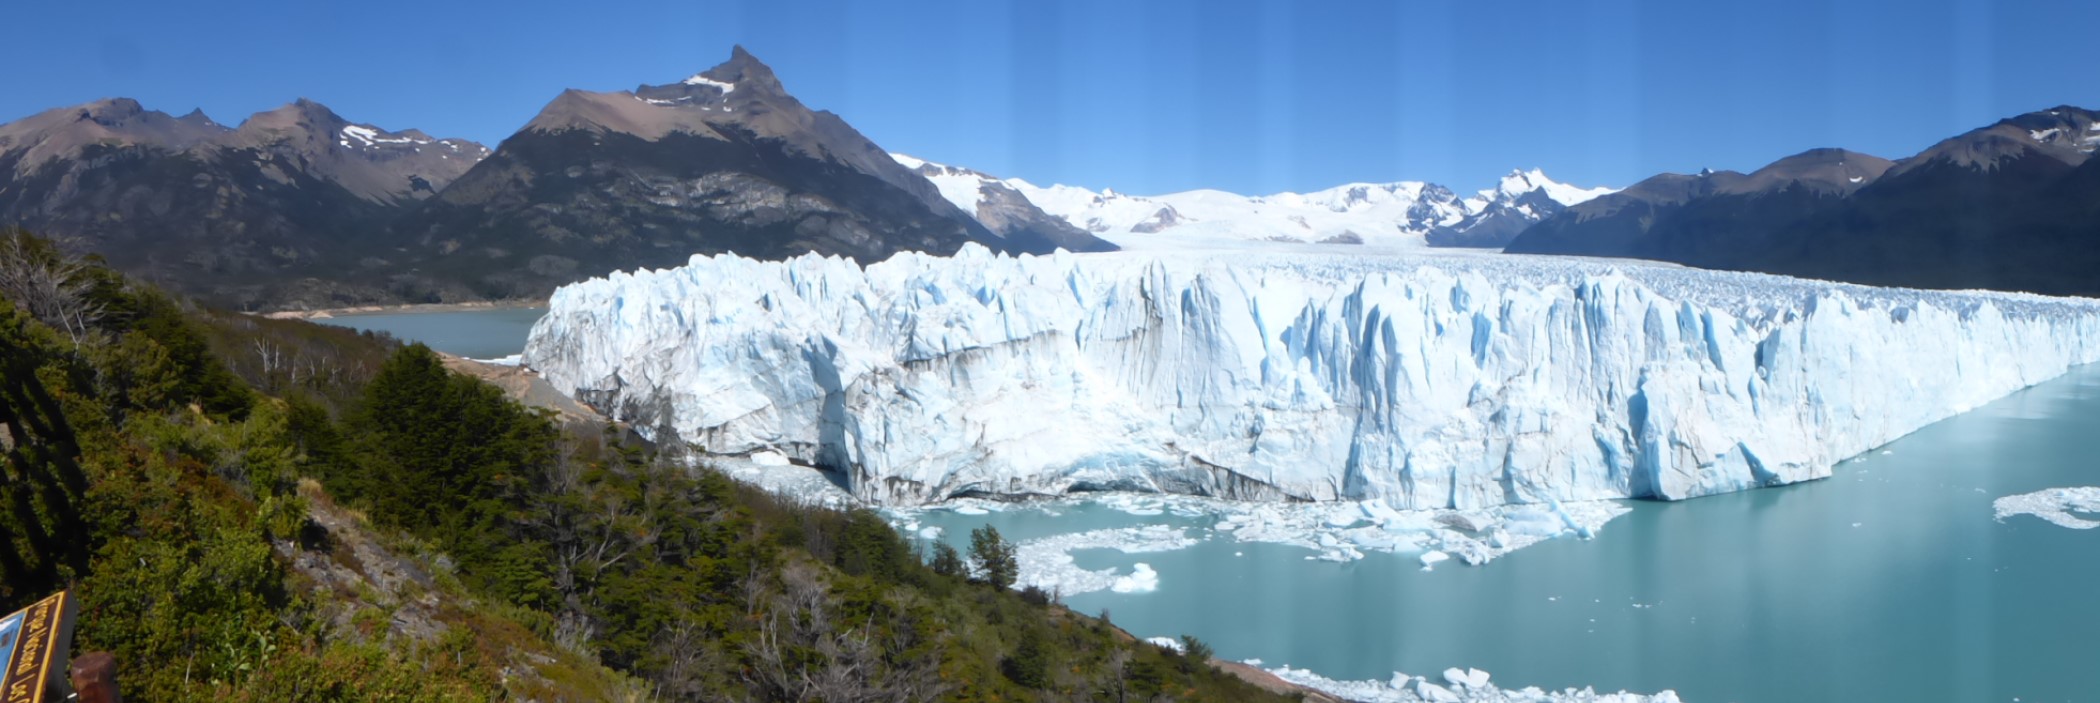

969,524,1017,590
1001,627,1052,688
929,541,965,578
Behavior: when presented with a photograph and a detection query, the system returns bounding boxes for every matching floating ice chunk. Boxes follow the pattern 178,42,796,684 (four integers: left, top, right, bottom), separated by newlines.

1412,679,1461,702
1993,487,2100,529
1443,667,1491,689
943,498,1010,516
470,353,524,366
1110,563,1160,592
1437,512,1494,533
1419,551,1450,570
917,525,943,539
1145,636,1183,652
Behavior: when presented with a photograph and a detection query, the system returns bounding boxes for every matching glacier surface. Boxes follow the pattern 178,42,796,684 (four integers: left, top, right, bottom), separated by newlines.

525,245,2100,509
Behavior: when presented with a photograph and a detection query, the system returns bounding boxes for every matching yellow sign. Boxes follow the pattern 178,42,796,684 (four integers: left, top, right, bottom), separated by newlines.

0,592,77,703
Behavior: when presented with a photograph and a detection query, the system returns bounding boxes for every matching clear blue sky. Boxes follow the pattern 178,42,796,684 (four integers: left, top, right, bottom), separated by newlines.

7,0,2095,195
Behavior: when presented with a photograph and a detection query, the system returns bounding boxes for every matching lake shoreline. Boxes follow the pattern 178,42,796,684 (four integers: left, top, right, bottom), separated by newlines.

260,298,547,320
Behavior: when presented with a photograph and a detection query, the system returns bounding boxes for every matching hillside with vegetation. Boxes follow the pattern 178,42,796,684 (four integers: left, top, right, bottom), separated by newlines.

0,228,1303,702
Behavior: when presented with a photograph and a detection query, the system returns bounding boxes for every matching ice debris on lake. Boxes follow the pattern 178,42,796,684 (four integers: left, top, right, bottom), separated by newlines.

1269,664,1681,703
528,244,2100,510
882,491,1628,596
1993,487,2100,529
1006,524,1196,596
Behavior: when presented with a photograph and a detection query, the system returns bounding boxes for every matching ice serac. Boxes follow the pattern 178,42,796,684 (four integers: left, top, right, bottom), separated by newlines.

525,247,2100,508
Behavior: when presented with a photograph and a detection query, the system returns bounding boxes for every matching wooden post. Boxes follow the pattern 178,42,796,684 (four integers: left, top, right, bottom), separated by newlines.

67,653,117,703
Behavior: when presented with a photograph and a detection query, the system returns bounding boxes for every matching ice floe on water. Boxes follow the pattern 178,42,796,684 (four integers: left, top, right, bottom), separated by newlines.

1268,664,1681,703
1008,525,1198,596
695,460,1607,592
876,490,1629,596
1201,495,1628,565
1993,487,2100,529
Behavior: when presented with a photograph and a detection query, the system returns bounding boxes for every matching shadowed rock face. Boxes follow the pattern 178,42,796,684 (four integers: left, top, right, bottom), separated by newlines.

1507,107,2100,296
0,96,490,308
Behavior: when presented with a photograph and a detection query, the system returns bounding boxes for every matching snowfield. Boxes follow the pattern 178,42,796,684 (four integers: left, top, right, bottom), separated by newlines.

888,153,1614,249
524,244,2100,510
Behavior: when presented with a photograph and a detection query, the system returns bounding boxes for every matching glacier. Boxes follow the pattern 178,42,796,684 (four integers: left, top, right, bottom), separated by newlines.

524,244,2100,509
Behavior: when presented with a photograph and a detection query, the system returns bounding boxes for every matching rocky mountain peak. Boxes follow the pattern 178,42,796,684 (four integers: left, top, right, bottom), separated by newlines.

709,45,783,92
0,97,231,171
176,107,217,126
80,97,146,124
1734,147,1894,194
1893,105,2100,176
232,98,351,145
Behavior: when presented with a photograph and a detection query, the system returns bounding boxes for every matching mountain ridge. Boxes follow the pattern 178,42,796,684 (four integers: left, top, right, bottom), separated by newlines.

1505,105,2100,296
392,46,1116,300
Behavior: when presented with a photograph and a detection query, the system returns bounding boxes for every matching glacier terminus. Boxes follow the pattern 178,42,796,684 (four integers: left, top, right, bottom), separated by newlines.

524,244,2100,510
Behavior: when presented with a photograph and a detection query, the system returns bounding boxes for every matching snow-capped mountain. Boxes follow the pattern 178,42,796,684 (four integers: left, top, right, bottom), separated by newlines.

886,154,1614,249
1427,169,1616,247
889,154,1117,253
524,245,2100,508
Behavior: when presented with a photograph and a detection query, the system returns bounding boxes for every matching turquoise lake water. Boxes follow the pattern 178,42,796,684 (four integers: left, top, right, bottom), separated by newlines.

914,365,2100,702
353,307,2100,701
314,307,546,360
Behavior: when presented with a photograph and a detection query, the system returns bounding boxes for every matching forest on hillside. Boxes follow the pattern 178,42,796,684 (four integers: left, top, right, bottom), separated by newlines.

0,228,1300,702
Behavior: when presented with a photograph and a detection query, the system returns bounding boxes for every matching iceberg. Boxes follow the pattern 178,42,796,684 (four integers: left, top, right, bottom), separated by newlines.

526,245,2100,509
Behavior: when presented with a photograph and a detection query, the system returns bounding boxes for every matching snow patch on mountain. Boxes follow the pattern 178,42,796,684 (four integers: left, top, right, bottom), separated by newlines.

679,74,737,94
338,124,428,149
525,245,2100,509
890,153,990,213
